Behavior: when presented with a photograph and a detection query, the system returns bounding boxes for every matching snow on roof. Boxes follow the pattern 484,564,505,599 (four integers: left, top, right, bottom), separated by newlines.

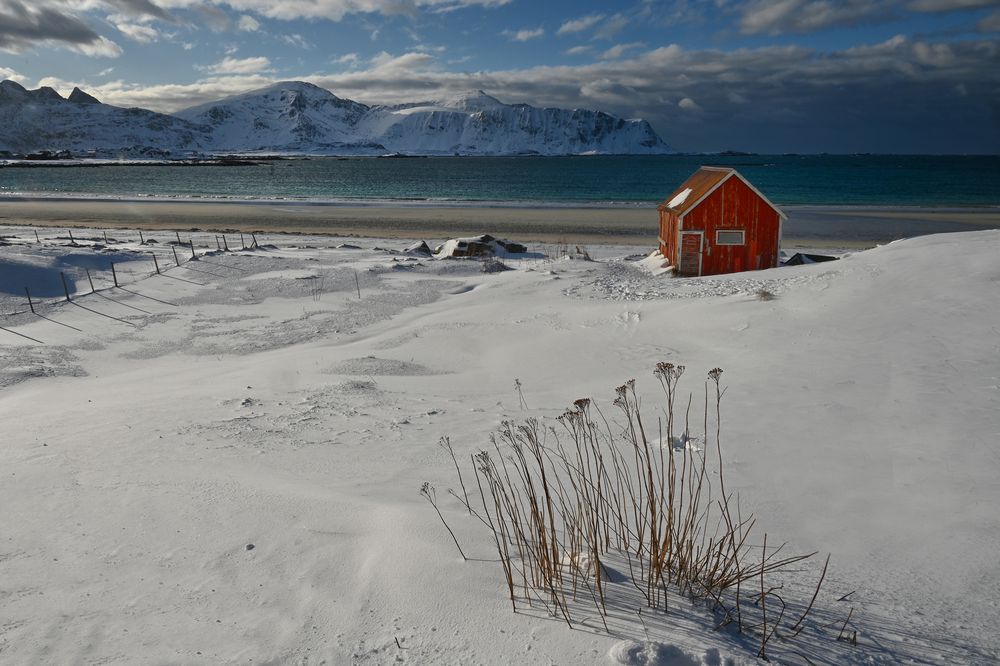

665,187,693,209
658,166,786,220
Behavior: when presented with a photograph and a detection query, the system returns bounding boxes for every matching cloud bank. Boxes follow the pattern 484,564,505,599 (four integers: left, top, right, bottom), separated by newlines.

37,35,998,153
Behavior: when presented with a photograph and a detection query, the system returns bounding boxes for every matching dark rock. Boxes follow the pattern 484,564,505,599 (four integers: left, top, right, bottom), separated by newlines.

68,87,101,105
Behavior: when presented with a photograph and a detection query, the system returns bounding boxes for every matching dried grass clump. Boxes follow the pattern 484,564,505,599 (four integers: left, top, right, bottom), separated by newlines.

429,364,840,661
482,257,513,273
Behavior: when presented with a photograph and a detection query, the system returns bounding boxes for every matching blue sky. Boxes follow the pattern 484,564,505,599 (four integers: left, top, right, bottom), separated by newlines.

1,0,999,152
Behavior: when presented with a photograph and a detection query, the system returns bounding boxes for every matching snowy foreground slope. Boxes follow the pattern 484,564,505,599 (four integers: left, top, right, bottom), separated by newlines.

0,80,672,156
0,228,998,664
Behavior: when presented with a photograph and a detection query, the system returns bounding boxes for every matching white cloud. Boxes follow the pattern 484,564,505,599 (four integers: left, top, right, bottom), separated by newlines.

601,42,645,60
63,74,276,111
978,9,1000,30
0,0,124,57
593,13,630,39
197,0,512,22
281,33,313,48
237,14,261,31
368,51,437,73
737,0,892,35
115,21,160,43
678,97,701,111
335,52,360,65
301,38,997,111
0,0,511,66
196,4,234,32
76,35,124,57
0,66,28,83
105,0,174,23
202,55,272,74
502,27,544,42
98,67,115,76
564,45,591,56
908,0,1000,11
556,13,605,36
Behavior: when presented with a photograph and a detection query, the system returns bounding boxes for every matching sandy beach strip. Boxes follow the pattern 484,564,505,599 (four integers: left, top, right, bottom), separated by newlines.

0,197,997,247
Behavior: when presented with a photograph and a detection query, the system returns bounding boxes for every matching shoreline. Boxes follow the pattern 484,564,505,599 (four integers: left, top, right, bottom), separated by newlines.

1,192,998,210
1,197,998,248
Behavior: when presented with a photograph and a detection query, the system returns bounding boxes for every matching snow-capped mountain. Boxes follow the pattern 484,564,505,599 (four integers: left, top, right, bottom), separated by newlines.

175,82,378,153
0,80,209,156
361,89,670,155
0,80,673,156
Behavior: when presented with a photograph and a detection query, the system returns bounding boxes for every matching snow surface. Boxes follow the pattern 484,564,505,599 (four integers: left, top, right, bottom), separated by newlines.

637,249,674,276
666,187,693,209
1,226,999,664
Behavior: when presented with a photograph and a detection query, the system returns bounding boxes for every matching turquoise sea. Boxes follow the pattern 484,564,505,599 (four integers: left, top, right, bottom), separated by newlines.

0,155,998,207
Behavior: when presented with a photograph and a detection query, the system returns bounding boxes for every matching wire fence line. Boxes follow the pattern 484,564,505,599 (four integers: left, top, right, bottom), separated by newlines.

3,226,559,345
0,227,264,344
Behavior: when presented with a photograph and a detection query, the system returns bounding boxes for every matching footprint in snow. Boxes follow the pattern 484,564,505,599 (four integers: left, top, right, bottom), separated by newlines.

608,641,739,666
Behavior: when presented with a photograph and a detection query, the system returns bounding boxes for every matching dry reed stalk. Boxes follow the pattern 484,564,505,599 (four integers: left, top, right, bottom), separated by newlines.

440,437,471,514
428,362,837,663
420,483,467,561
759,533,768,660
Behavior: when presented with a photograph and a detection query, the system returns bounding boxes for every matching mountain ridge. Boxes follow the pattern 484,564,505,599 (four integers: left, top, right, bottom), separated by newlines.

0,80,674,157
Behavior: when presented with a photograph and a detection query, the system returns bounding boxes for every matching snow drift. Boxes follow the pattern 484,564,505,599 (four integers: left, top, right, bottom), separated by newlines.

1,227,998,664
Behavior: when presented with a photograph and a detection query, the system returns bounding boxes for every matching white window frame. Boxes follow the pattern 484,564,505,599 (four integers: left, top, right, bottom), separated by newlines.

716,229,745,246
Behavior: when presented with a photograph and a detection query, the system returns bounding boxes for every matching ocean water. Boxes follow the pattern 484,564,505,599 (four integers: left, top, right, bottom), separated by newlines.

1,155,998,207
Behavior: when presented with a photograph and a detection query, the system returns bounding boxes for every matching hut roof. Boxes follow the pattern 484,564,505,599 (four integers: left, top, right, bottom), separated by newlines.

658,166,787,220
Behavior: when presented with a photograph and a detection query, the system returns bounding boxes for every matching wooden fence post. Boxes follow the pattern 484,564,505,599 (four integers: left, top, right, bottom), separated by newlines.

34,230,40,243
139,230,145,244
104,230,109,244
25,287,35,313
172,245,180,266
111,262,119,287
223,235,230,251
68,229,75,243
215,236,221,250
190,241,196,260
240,233,246,249
251,233,259,248
86,269,95,293
152,253,160,274
60,272,71,302
175,231,182,244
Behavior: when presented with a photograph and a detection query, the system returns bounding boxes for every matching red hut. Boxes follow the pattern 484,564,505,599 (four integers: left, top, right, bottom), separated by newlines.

658,167,785,277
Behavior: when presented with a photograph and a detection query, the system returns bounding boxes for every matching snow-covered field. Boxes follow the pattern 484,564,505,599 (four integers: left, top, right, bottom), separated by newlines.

1,225,998,664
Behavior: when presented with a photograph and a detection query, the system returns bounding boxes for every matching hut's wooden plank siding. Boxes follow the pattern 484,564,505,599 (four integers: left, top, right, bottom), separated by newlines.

657,168,782,277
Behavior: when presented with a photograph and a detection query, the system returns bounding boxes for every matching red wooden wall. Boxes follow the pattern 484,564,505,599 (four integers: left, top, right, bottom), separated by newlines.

659,176,780,277
658,210,680,262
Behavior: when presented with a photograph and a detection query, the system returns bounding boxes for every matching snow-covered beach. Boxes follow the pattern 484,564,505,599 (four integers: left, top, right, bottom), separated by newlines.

0,220,1000,664
1,222,998,664
1,198,998,248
